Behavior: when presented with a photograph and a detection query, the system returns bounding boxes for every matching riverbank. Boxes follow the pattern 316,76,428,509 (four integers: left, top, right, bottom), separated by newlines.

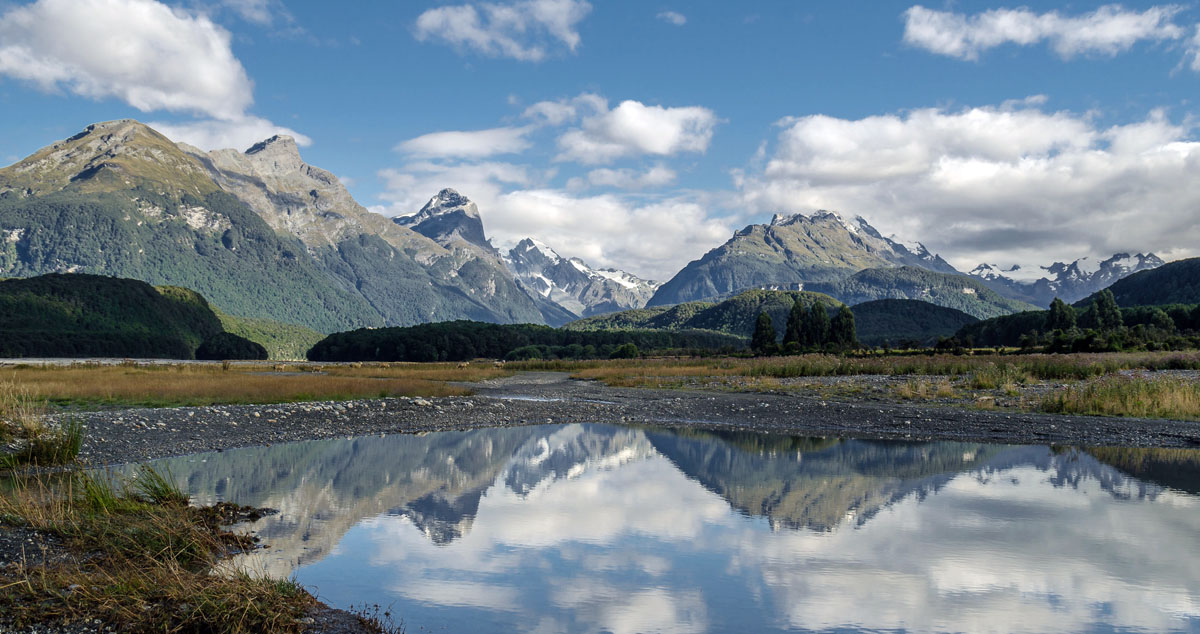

5,370,1200,633
60,372,1200,467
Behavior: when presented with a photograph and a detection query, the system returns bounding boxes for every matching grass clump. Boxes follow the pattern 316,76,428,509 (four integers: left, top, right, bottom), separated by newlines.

966,363,1033,392
1041,375,1200,420
895,378,957,401
0,468,321,633
1,378,83,468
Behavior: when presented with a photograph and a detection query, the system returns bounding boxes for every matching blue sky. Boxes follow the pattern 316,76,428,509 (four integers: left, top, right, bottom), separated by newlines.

2,0,1199,279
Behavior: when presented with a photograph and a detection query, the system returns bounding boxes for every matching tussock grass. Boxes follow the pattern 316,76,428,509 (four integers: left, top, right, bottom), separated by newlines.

1041,375,1200,420
552,352,1200,386
895,378,957,401
966,363,1033,392
3,365,472,408
0,469,322,633
1,378,82,468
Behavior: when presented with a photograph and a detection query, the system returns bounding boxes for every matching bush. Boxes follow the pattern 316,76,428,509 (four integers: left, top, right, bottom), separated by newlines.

609,343,640,359
195,332,268,361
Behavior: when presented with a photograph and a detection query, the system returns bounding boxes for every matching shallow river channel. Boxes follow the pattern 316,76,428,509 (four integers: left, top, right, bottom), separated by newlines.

133,423,1200,633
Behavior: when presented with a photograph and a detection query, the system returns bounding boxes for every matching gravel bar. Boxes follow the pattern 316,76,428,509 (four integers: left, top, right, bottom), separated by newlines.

60,372,1200,466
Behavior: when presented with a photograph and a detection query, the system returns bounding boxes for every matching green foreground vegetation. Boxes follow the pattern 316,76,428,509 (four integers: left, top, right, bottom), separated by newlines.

0,465,377,633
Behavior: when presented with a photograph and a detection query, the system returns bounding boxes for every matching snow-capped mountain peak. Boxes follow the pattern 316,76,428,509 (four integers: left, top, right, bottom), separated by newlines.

968,252,1165,305
505,237,661,318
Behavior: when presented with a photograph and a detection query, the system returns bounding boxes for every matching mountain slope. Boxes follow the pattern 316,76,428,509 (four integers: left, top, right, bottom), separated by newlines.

183,142,550,326
564,289,843,340
806,266,1038,319
504,238,659,317
648,211,958,306
0,121,381,332
1075,257,1200,307
970,253,1164,306
0,121,562,331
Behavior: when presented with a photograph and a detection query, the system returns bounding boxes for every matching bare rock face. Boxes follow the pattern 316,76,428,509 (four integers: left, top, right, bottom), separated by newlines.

395,188,491,251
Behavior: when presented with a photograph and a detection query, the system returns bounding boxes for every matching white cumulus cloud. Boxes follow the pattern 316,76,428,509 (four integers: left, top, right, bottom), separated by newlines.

657,11,686,26
0,0,254,120
738,101,1200,271
415,0,592,62
903,4,1186,61
396,126,534,159
568,165,678,190
147,115,312,151
557,99,718,164
0,0,306,152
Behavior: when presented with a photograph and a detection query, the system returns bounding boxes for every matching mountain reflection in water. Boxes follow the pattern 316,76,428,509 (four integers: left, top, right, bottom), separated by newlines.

140,423,1200,633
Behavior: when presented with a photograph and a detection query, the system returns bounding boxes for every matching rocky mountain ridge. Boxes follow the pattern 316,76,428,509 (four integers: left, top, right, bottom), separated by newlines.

648,210,960,307
969,253,1165,306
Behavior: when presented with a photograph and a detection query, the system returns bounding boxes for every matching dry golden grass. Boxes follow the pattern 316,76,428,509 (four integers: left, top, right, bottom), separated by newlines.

894,378,958,401
1041,375,1200,420
3,364,473,408
534,351,1200,387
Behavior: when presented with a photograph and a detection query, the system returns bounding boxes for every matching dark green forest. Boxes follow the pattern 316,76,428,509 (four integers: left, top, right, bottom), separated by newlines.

307,321,746,362
0,274,267,359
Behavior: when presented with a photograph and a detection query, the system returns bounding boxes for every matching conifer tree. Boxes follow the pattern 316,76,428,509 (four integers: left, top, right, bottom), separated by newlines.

751,311,777,355
805,301,831,348
783,297,806,348
1094,289,1124,332
830,305,859,350
1045,297,1076,332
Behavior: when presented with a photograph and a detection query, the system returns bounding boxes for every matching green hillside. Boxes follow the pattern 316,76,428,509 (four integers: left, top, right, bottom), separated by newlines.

851,299,978,347
565,290,843,339
806,266,1038,319
0,273,264,359
214,309,326,361
1077,258,1200,308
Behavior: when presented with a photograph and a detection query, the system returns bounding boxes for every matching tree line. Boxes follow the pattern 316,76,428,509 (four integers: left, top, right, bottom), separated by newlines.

307,320,747,362
751,298,860,355
952,289,1200,352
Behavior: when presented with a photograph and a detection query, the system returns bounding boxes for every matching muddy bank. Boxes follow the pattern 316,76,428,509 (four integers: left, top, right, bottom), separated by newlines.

64,372,1200,466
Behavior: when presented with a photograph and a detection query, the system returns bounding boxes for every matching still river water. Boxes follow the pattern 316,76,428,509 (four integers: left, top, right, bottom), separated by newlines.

135,423,1200,633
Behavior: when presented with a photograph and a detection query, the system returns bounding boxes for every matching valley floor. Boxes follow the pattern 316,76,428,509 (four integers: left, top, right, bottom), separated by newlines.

5,368,1200,633
66,370,1200,467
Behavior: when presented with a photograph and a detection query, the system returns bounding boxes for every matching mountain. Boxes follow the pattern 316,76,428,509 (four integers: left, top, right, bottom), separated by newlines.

648,211,959,307
393,188,491,250
1075,257,1200,307
969,253,1164,306
564,289,843,340
0,273,262,359
850,299,978,347
0,120,560,332
504,238,660,317
803,266,1038,320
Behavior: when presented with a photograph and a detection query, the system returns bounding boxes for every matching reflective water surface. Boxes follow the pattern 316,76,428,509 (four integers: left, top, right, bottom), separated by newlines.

140,424,1200,633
